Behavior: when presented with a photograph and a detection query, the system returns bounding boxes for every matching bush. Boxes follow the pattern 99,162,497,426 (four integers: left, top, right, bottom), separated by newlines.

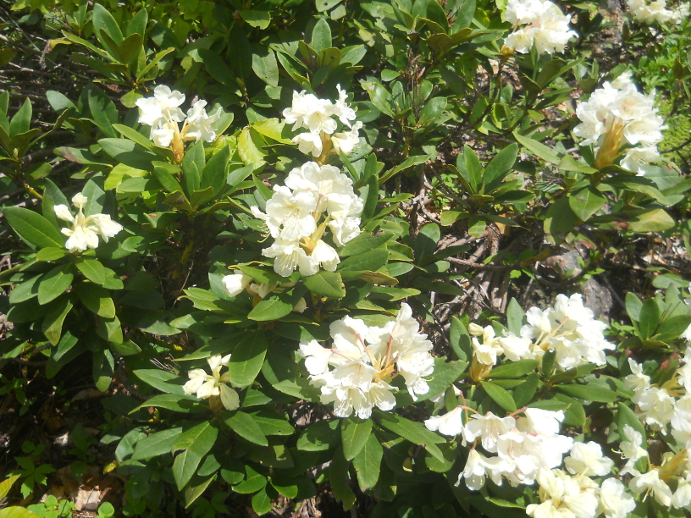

1,0,691,516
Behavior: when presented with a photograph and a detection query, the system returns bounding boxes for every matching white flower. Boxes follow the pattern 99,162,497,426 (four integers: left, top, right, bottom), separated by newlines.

598,478,636,518
564,441,614,477
309,239,340,272
54,193,123,253
332,121,362,155
136,86,221,147
425,406,465,437
470,325,504,366
518,408,565,437
629,469,673,507
503,0,577,55
184,101,221,143
671,395,691,446
619,424,648,476
672,478,691,509
458,449,507,490
624,358,651,395
498,333,534,361
636,386,675,430
627,0,689,24
574,77,666,175
183,354,240,411
527,468,599,518
292,132,323,157
282,90,338,135
521,294,614,371
261,238,317,277
463,412,516,453
333,85,357,127
301,304,435,419
258,185,318,241
222,272,252,297
678,347,691,389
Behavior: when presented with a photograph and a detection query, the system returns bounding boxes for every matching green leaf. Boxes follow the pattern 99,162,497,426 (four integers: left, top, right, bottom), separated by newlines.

638,298,660,340
352,432,383,490
0,507,43,518
172,422,219,490
247,296,293,321
250,411,294,436
375,413,444,462
75,257,106,285
339,232,393,257
78,282,115,318
338,248,389,278
98,138,156,170
484,143,517,188
42,296,73,345
462,145,482,193
555,383,618,403
4,207,65,249
251,119,292,144
489,360,539,379
449,316,472,361
201,144,230,195
330,448,356,510
513,131,561,163
0,476,20,501
625,292,643,322
237,127,266,166
341,418,372,461
617,402,646,442
311,18,332,53
232,465,267,494
131,394,203,413
133,369,185,395
228,332,268,387
240,10,271,29
297,419,340,451
225,410,268,446
87,87,118,138
627,208,675,232
569,187,606,222
9,275,41,304
506,298,525,336
112,123,153,150
303,271,346,298
251,48,279,87
251,487,274,515
93,348,114,391
9,98,31,136
93,3,123,45
35,247,68,262
481,381,517,412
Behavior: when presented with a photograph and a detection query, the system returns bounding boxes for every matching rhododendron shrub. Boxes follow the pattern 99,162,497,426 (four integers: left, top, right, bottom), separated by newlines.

2,1,691,517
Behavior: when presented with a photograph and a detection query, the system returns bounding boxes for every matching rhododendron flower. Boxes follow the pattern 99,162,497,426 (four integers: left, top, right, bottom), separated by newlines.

300,303,435,419
54,193,123,253
598,478,637,518
183,355,240,411
627,0,689,24
425,406,465,437
136,85,221,160
503,0,577,55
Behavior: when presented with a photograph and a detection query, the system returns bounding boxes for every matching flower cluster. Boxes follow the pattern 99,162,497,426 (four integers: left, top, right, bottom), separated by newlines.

574,71,666,174
426,408,573,488
527,466,636,518
502,0,578,55
283,86,362,157
135,85,221,161
516,293,615,371
626,0,689,24
252,161,363,277
300,303,435,419
621,350,691,510
183,354,240,411
468,323,533,380
55,193,123,253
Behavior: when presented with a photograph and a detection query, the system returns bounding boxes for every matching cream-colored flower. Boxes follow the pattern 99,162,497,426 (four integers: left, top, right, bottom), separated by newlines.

54,193,123,253
183,354,240,411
